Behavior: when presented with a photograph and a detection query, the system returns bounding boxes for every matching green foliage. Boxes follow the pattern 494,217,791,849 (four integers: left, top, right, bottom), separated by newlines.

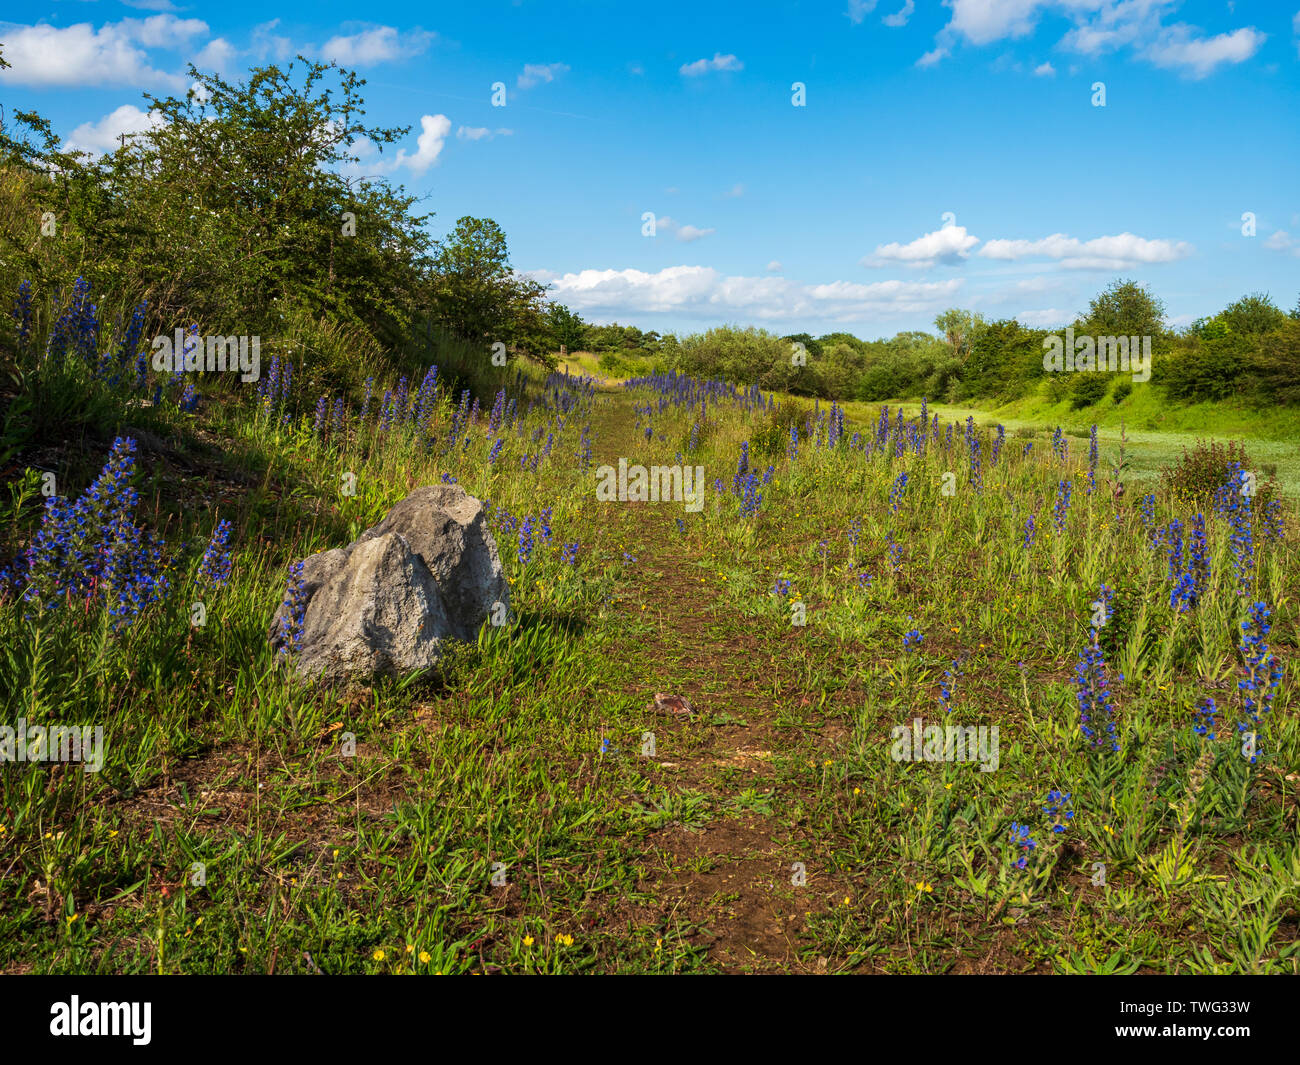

1070,372,1110,410
1082,278,1167,337
1159,438,1277,511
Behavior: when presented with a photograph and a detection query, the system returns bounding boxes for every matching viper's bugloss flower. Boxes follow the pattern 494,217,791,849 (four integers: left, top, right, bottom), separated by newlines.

1042,790,1074,833
1075,634,1119,754
275,561,307,656
1053,479,1072,533
1009,823,1037,869
197,519,233,588
517,515,535,566
889,472,909,513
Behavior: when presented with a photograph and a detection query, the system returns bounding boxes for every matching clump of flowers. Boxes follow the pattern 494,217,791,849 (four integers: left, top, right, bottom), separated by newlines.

1042,790,1074,834
197,520,233,588
20,437,172,629
1009,823,1037,870
275,561,307,657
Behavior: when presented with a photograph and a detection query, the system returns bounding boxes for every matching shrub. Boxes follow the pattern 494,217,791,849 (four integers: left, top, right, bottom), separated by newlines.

1070,372,1110,409
1159,439,1278,512
1112,379,1133,404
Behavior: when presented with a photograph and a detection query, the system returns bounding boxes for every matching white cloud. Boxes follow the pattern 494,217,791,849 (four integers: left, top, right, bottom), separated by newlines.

847,0,878,25
1265,231,1299,256
863,225,980,269
193,37,238,75
882,1,915,28
1015,308,1070,327
766,260,783,272
933,2,1265,80
679,53,743,76
320,26,434,66
1145,24,1265,78
655,217,716,242
517,62,569,89
342,114,451,178
978,231,1194,269
944,0,1047,46
64,104,165,157
251,19,293,62
531,264,962,322
456,126,513,141
396,114,451,173
1034,61,1055,75
724,183,745,198
916,46,950,68
0,17,206,88
122,0,181,10
676,225,715,243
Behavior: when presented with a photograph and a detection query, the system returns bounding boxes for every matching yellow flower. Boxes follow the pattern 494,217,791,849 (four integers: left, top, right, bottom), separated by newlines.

916,881,933,894
853,787,861,795
67,913,79,925
406,944,415,955
523,935,534,947
419,951,431,963
372,949,385,961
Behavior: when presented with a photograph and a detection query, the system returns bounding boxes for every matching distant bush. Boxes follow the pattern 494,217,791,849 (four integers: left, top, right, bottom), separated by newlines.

1159,439,1278,511
1112,379,1133,404
1070,373,1110,409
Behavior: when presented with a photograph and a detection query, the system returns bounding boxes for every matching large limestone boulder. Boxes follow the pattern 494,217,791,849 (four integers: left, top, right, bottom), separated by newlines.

270,485,508,683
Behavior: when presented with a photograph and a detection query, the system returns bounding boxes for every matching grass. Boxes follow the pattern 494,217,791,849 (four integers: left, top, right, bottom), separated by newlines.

1,339,1298,974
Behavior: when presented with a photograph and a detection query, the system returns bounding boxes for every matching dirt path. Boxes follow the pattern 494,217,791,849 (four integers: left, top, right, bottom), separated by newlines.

586,389,853,972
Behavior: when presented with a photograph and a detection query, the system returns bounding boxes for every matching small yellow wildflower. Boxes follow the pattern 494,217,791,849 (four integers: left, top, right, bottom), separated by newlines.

523,935,534,947
372,949,385,961
419,951,431,963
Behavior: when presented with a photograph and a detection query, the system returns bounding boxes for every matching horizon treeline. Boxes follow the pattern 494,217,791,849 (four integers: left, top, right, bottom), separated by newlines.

575,281,1300,410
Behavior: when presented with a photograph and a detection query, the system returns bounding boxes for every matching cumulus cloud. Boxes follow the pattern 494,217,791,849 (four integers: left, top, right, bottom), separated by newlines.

0,17,206,88
655,217,716,243
396,114,451,173
1144,25,1265,78
530,265,962,322
863,225,980,269
766,260,783,272
64,104,165,157
846,0,878,25
978,231,1194,269
930,1,1265,79
1034,61,1055,75
882,1,915,28
342,114,451,178
320,26,434,66
1015,308,1070,327
193,37,238,75
517,62,569,89
1264,231,1299,256
251,19,293,62
679,53,743,76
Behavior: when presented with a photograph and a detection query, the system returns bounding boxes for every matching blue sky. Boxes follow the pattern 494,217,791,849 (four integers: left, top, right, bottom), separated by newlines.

2,1,1298,338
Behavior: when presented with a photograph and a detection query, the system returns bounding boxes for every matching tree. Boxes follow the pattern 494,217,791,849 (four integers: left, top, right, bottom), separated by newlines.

933,308,985,364
429,216,547,351
1081,279,1165,337
547,302,586,352
1218,293,1287,336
